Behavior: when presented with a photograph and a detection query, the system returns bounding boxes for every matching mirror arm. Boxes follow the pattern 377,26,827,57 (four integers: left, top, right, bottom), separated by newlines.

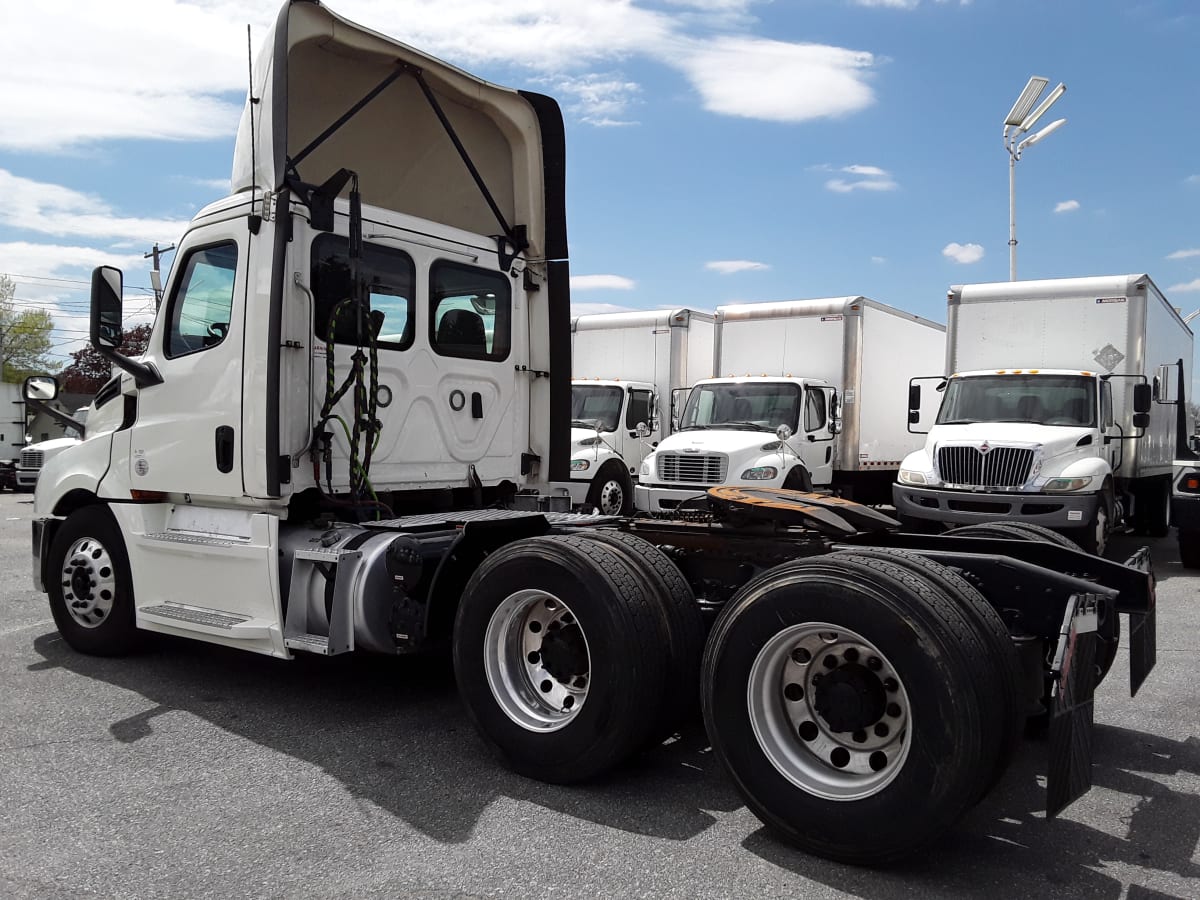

100,349,163,389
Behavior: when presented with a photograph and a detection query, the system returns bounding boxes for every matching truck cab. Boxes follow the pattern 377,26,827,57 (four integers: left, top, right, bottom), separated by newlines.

568,379,658,514
635,376,837,512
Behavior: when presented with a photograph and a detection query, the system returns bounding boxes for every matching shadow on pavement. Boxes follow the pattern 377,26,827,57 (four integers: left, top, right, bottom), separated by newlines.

29,631,742,846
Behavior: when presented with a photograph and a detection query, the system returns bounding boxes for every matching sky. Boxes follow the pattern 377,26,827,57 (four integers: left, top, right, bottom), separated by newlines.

0,0,1198,371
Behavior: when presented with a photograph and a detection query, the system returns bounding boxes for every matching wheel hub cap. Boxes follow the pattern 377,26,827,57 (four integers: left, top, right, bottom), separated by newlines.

60,537,116,629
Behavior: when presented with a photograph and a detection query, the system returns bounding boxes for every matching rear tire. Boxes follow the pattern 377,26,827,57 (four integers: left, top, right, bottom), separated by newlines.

453,535,668,783
702,555,997,865
1179,528,1200,569
46,505,140,656
1142,479,1171,538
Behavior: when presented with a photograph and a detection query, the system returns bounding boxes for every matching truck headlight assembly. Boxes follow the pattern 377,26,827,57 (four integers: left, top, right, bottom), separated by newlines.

640,459,651,477
740,466,778,480
570,459,591,472
1042,476,1093,492
897,469,927,486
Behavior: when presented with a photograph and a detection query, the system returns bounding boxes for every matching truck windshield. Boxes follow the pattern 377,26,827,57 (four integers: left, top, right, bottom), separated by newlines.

680,383,800,432
936,375,1096,427
571,385,624,432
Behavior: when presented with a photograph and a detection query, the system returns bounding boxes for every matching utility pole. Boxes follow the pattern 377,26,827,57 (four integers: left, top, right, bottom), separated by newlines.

144,242,176,308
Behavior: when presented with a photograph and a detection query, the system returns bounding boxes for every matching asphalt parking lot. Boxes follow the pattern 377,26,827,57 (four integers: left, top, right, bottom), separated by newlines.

0,490,1197,899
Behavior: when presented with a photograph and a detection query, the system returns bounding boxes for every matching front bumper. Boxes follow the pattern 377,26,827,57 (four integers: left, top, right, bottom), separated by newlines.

16,469,39,488
634,483,719,512
892,483,1101,528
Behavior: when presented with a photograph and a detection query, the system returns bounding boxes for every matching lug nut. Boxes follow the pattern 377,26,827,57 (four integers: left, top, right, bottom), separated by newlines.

867,656,882,671
791,647,811,664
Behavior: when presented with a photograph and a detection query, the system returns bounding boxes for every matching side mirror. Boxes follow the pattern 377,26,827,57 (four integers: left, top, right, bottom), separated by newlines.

775,424,793,442
23,375,58,402
91,266,124,350
830,417,842,435
1133,412,1150,429
908,383,922,411
635,421,651,438
1133,382,1152,414
1155,364,1176,403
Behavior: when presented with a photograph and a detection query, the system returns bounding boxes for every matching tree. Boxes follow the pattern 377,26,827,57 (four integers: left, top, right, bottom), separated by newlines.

59,322,153,394
0,274,57,382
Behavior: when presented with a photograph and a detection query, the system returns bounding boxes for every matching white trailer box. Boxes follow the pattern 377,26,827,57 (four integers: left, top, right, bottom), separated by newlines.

636,297,945,510
568,308,714,512
896,274,1192,553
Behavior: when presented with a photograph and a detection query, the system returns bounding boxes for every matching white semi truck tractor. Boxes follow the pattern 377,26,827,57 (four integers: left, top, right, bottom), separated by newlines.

568,308,714,514
895,275,1192,555
25,1,1162,866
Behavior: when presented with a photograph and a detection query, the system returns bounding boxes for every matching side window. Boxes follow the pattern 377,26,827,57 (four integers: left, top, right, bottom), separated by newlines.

311,235,414,350
1101,381,1114,428
626,390,654,430
430,261,511,361
165,242,238,358
804,388,827,432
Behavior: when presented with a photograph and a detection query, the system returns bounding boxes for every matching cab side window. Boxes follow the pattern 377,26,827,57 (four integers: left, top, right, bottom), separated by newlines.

804,388,827,432
311,235,415,350
165,242,238,358
626,390,654,430
430,261,511,361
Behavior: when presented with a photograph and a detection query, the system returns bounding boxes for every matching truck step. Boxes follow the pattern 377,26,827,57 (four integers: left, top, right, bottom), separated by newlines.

138,604,273,639
284,633,347,656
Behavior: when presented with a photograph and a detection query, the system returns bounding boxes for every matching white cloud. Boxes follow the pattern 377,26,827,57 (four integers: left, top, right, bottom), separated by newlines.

0,242,147,280
0,170,190,244
1167,248,1200,260
942,242,984,264
0,2,883,149
871,256,886,264
1054,199,1080,213
1168,278,1200,293
852,0,919,8
1185,175,1200,186
705,259,770,274
571,274,637,291
824,164,897,193
673,37,876,122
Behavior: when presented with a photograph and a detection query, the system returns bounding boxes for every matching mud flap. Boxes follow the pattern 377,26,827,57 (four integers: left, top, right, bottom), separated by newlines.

1125,547,1157,697
1046,593,1099,819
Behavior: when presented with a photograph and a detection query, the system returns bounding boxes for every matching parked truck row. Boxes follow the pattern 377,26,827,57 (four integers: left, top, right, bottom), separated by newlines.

22,0,1168,867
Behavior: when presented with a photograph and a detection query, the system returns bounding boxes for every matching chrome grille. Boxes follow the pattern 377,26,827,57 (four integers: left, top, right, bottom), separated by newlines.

657,453,728,485
20,449,44,469
937,445,1034,488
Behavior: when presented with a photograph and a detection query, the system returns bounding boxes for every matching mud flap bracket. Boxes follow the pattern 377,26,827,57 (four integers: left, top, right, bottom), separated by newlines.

1046,592,1099,819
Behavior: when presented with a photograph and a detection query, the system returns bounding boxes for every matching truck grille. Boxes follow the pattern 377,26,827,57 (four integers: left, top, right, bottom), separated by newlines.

657,453,728,485
20,449,44,469
937,445,1034,488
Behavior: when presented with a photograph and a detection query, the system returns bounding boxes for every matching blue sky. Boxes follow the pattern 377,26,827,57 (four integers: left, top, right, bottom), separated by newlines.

1,0,1197,368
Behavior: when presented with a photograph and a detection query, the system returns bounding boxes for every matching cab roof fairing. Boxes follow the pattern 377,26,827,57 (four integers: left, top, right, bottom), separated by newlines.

230,0,562,261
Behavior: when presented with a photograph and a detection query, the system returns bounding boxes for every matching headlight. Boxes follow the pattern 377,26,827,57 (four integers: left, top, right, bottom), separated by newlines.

740,466,778,480
570,459,590,472
1042,476,1093,492
639,459,651,477
898,469,927,485
575,436,602,447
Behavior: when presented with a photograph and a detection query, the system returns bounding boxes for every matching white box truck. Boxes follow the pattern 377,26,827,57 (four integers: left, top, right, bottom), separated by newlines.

895,274,1192,554
22,1,1162,866
568,308,714,513
634,297,946,511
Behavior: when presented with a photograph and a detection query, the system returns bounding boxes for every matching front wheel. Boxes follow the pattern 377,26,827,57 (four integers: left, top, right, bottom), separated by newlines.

46,505,140,655
586,463,633,516
1073,489,1112,557
1179,528,1200,569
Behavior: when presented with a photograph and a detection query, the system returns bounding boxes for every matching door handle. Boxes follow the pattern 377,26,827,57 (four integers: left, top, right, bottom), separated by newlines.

471,392,483,419
215,426,235,473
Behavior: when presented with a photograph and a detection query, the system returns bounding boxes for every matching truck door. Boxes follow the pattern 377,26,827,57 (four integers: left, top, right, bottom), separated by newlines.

799,385,836,487
129,230,246,497
1100,379,1121,470
623,387,658,475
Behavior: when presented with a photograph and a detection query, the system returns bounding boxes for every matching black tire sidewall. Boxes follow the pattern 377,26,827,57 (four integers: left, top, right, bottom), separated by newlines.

586,462,633,515
46,505,139,655
703,564,983,863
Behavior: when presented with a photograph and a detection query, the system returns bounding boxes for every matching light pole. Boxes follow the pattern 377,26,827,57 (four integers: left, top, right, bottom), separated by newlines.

1003,77,1067,280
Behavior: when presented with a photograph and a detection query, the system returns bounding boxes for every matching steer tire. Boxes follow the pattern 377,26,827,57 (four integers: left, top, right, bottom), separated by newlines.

560,530,705,739
830,547,1023,799
1143,479,1172,538
46,505,141,656
1179,528,1200,569
586,462,633,516
701,555,995,865
453,535,668,783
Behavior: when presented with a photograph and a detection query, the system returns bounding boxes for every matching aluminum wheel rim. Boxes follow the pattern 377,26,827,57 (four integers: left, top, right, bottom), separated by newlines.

598,479,625,515
484,589,591,732
60,536,117,629
748,622,912,801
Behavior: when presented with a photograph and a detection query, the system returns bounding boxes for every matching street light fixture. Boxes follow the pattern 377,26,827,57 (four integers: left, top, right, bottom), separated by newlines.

1004,77,1066,280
